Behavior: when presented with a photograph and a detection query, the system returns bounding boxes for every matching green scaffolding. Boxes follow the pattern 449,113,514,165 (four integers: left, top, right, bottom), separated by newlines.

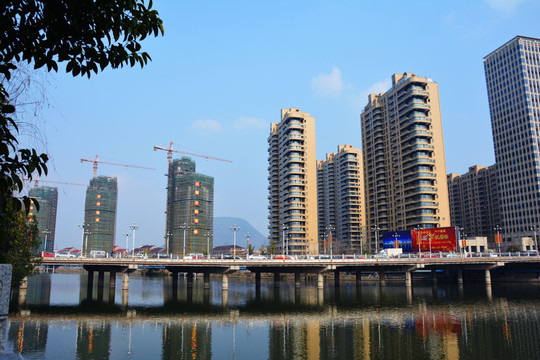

84,176,117,253
167,158,214,255
28,186,58,253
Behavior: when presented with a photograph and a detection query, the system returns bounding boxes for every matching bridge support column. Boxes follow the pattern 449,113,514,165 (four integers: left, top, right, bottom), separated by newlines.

18,276,28,305
405,271,412,287
274,273,280,288
222,273,229,291
187,272,194,288
456,269,463,285
356,272,362,286
317,274,324,289
484,269,491,286
431,269,437,285
204,273,210,289
87,270,94,298
122,272,129,291
379,271,386,287
334,271,340,287
97,271,105,300
255,272,261,290
109,272,116,290
295,273,301,288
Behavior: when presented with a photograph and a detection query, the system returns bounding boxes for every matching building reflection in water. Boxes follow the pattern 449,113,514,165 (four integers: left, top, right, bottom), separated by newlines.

7,274,540,359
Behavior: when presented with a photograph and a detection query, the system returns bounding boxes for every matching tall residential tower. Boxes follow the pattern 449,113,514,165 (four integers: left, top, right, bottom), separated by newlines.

484,36,540,243
361,73,451,250
83,176,117,253
166,157,214,255
268,108,318,255
317,145,366,254
28,186,58,252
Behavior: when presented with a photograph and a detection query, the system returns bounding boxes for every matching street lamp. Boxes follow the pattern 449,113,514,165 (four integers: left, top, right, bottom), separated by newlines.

165,230,171,255
494,225,502,256
130,222,139,258
371,225,380,254
179,223,188,259
281,225,288,256
414,225,421,257
326,225,335,258
244,232,250,259
124,231,129,258
230,224,240,259
78,222,87,256
531,226,539,256
206,231,212,260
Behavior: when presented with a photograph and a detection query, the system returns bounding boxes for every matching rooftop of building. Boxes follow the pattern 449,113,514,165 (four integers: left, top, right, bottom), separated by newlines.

484,35,540,59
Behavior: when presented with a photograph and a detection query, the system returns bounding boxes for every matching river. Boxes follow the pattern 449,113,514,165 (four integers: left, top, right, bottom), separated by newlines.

3,272,540,359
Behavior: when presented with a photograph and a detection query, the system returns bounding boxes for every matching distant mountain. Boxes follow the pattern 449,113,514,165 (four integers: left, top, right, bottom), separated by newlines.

213,217,267,251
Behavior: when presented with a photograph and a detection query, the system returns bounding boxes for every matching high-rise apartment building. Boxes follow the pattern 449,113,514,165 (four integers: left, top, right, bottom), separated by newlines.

317,145,366,254
167,157,214,255
28,186,58,252
84,176,117,253
484,36,540,242
447,165,500,240
268,108,318,255
361,73,451,251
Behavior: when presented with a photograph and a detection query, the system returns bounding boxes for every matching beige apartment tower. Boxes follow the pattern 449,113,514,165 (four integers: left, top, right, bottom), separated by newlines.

317,145,366,254
268,108,319,255
361,73,451,250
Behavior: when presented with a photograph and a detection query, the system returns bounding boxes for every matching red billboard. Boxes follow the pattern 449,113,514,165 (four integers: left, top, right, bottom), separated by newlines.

411,226,457,252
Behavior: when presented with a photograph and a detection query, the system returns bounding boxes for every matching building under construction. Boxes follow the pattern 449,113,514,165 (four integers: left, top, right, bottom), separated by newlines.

83,176,117,254
28,186,58,252
167,157,214,255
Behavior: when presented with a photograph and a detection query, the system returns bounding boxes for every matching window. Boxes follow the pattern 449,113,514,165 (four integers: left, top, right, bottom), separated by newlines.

96,202,101,207
97,194,101,199
194,201,199,206
194,209,199,215
96,211,100,215
193,229,199,235
195,190,200,196
95,218,100,223
195,182,200,187
194,218,199,224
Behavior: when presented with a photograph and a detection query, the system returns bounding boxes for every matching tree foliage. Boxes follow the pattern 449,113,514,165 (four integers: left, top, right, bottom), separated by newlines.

1,0,163,282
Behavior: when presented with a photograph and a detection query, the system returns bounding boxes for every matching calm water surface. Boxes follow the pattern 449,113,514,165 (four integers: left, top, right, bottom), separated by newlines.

3,272,540,359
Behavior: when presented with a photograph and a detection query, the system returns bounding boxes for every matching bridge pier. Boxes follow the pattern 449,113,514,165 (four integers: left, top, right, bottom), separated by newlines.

87,270,94,298
485,269,491,286
109,272,116,290
170,271,178,295
122,272,129,291
222,273,229,291
204,273,210,289
431,269,437,285
255,272,261,289
317,273,324,289
295,272,301,288
97,271,105,300
274,272,280,288
356,272,362,287
379,271,386,287
405,271,412,287
334,271,340,287
456,269,463,285
187,272,194,289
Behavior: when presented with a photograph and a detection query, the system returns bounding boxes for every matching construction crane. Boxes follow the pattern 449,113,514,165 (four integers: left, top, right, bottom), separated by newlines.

153,142,232,164
81,155,156,177
32,178,87,188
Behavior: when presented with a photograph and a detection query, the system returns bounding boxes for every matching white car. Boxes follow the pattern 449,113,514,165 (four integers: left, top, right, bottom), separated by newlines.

56,251,76,258
248,254,267,260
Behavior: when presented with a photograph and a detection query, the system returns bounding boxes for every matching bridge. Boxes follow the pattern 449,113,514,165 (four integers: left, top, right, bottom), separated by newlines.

38,254,540,298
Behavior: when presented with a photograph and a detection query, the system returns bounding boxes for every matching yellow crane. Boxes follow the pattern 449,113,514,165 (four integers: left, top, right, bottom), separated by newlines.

81,155,156,177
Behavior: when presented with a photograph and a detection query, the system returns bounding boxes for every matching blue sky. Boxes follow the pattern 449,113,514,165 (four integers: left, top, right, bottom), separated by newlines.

19,0,540,250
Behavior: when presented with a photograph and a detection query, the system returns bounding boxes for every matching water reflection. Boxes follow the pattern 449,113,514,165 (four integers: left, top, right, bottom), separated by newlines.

5,273,540,359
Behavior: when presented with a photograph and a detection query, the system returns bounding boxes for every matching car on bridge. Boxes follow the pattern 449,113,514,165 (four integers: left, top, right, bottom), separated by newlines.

273,255,294,260
41,251,54,258
185,253,205,260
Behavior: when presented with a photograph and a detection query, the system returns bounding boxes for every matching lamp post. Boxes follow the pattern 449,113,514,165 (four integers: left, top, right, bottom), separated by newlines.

326,225,335,259
531,226,539,256
179,223,188,259
130,222,139,258
244,232,250,259
206,231,212,260
281,225,288,256
371,225,380,254
124,231,129,258
360,230,363,255
230,224,240,259
78,222,87,256
414,225,421,257
165,230,171,255
494,225,502,256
